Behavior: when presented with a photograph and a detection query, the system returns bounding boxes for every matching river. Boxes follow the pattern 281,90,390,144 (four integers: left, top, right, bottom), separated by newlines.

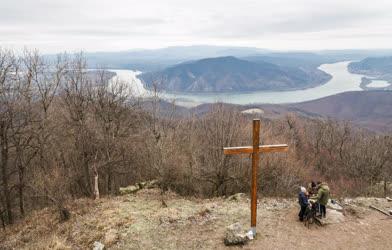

107,61,388,107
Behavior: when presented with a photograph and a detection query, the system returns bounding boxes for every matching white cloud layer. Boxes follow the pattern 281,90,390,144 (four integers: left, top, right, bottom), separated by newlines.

1,0,392,52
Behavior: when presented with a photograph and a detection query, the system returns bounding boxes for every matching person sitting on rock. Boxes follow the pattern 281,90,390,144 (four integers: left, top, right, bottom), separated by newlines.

315,181,330,218
298,186,309,221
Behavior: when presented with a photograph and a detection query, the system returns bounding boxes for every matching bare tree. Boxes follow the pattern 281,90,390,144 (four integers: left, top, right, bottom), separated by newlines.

0,49,18,224
61,53,95,197
89,69,135,198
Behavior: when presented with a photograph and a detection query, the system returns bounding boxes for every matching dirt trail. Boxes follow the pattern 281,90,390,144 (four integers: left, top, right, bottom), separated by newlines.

250,208,391,250
1,189,391,250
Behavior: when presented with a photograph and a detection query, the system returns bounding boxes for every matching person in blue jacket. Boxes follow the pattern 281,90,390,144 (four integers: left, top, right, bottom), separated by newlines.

298,186,309,221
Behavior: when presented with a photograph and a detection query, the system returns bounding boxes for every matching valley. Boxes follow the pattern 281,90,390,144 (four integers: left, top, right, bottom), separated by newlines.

105,60,392,133
108,61,364,107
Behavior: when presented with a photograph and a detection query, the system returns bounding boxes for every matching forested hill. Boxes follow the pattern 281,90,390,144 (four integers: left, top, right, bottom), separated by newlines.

184,91,392,132
348,57,392,84
138,56,331,92
349,56,392,75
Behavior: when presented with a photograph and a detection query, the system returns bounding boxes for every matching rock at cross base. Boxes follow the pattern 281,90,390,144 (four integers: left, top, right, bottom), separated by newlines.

224,222,250,246
92,241,105,250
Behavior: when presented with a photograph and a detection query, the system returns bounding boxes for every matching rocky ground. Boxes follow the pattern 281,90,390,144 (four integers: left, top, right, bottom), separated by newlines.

1,188,392,250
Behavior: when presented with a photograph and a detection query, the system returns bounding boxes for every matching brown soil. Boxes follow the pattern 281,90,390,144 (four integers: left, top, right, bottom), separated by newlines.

1,189,391,250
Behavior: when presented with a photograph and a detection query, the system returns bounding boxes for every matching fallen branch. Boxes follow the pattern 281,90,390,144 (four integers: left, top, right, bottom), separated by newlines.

386,197,392,202
369,205,391,217
119,180,158,195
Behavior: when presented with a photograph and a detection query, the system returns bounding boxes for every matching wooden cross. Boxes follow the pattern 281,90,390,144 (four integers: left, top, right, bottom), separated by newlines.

223,119,288,237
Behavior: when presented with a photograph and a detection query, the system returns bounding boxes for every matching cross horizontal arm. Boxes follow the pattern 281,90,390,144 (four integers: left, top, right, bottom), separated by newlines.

223,144,288,155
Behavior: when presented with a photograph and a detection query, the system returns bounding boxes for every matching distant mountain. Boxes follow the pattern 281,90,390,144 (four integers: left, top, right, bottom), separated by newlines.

137,56,331,92
320,49,392,61
84,48,371,71
244,52,337,68
44,46,392,72
83,45,269,71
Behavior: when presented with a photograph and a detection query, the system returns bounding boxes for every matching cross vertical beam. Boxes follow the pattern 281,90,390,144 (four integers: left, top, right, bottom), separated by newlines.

223,119,288,238
251,119,260,235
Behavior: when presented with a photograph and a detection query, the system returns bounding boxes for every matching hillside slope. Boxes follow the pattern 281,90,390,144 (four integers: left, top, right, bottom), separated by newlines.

183,91,392,132
1,189,391,249
290,91,392,132
138,56,331,92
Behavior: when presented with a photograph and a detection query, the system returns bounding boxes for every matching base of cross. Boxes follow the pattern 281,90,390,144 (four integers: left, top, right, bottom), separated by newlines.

244,227,256,240
250,227,256,237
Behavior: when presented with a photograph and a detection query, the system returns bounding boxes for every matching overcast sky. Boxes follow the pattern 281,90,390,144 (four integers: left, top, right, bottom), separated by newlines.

1,0,392,53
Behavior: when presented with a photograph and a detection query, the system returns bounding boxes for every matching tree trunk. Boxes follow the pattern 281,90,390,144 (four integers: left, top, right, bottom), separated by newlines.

82,153,92,196
385,180,388,197
107,171,112,194
18,166,25,216
93,165,100,200
0,123,13,224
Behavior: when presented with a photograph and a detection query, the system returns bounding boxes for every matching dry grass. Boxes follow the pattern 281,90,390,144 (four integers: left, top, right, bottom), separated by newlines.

1,189,392,249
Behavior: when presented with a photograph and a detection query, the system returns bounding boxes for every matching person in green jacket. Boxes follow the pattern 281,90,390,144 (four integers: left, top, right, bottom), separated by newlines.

316,182,330,218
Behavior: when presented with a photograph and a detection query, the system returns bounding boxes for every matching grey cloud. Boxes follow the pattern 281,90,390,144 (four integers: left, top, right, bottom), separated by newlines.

1,0,392,52
268,8,391,33
46,28,157,37
107,17,165,26
197,6,391,39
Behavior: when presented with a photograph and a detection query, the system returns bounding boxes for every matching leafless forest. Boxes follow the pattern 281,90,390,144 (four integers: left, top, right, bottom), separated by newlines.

0,49,391,227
